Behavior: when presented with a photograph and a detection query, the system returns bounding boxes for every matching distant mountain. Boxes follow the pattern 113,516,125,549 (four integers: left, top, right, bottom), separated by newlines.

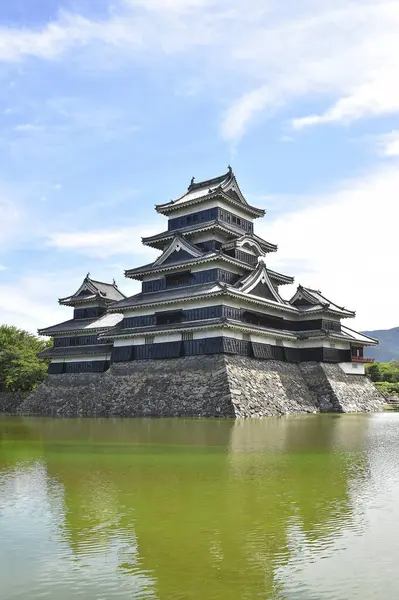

363,327,399,362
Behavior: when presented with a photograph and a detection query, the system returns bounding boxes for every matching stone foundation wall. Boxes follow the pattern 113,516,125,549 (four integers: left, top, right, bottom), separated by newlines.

300,363,383,413
17,356,384,418
0,392,26,413
225,357,318,417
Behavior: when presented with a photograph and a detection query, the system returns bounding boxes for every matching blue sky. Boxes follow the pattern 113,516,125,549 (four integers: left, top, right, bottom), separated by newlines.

0,0,398,332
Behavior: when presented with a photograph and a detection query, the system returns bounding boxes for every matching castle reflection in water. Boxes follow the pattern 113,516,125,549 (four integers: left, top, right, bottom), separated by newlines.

0,416,374,600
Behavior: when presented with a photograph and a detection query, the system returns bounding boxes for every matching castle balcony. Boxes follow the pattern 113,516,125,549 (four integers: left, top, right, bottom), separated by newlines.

351,356,374,364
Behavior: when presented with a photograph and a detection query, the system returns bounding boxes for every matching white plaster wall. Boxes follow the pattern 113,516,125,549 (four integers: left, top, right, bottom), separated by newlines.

250,334,278,345
155,333,182,343
339,362,365,375
114,337,146,347
282,340,297,348
192,330,222,339
51,355,110,363
296,339,350,349
290,312,342,323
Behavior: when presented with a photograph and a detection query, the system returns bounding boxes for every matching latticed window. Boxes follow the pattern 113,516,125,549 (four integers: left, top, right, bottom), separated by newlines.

145,335,155,345
182,331,194,341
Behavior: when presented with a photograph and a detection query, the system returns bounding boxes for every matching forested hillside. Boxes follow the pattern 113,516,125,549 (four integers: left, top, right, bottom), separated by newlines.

363,327,399,362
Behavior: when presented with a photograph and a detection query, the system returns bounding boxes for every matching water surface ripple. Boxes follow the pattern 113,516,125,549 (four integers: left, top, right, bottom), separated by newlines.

1,414,398,600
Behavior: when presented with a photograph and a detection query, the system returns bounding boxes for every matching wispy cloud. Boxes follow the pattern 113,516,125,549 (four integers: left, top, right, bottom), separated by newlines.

14,123,43,133
46,225,160,259
377,130,399,157
0,268,134,332
0,184,31,251
0,272,70,332
1,2,399,141
261,159,399,330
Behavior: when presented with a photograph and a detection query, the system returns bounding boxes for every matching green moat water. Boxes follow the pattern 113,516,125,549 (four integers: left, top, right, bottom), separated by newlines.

1,414,398,600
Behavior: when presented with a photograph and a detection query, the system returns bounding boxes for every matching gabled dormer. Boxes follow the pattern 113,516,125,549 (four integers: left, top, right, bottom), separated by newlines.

289,286,355,318
59,275,126,320
234,259,286,303
152,235,204,268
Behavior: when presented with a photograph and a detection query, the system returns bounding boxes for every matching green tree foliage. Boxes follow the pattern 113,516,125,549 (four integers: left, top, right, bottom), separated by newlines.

366,363,381,382
366,361,399,394
0,325,51,392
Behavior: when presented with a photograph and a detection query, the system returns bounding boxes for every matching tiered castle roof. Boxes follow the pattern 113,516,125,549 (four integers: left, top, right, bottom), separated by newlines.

155,167,265,218
38,168,378,374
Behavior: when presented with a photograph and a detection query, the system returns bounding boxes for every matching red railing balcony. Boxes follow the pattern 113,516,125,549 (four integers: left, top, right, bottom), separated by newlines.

351,356,374,364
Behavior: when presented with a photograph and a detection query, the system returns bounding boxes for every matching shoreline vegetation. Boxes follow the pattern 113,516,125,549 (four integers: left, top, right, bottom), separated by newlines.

365,362,399,397
0,325,50,393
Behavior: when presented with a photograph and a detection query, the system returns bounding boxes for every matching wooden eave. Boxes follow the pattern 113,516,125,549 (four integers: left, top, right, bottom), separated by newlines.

290,286,355,318
124,252,253,280
58,294,111,308
38,325,114,337
155,190,265,218
38,345,113,359
100,318,297,342
108,286,301,316
267,270,294,285
142,221,277,252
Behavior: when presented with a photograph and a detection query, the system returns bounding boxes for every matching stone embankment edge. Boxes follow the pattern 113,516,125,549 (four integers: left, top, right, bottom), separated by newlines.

12,356,385,418
0,392,27,413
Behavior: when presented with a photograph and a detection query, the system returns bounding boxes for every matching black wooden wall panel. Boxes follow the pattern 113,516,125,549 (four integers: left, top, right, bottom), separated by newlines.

112,346,134,362
284,348,301,363
54,335,99,347
167,207,253,234
48,363,64,374
74,306,106,320
299,348,324,362
62,361,110,374
142,269,240,293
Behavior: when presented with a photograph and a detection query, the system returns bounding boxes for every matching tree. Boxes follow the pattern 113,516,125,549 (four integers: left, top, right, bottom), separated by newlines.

366,363,381,382
0,325,51,392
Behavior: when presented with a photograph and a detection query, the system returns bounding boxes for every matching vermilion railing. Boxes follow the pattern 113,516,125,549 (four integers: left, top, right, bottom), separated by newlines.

351,356,374,363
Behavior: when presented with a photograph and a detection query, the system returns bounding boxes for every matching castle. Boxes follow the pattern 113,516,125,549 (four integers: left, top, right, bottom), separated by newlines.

29,168,382,417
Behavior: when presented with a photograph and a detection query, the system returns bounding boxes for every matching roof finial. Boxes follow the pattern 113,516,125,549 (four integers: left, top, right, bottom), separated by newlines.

190,176,195,186
113,278,117,287
227,165,232,174
85,272,90,280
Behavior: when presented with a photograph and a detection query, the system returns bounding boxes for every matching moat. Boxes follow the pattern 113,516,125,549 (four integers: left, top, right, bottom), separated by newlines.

1,414,398,600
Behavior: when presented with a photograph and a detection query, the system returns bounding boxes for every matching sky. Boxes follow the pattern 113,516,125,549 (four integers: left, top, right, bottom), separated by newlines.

0,0,398,333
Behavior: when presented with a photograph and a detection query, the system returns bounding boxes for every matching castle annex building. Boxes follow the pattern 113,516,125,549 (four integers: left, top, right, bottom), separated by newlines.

39,168,377,377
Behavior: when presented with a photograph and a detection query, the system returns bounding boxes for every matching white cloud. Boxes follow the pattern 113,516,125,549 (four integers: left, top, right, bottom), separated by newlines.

0,273,70,333
259,160,398,330
0,186,30,251
377,130,399,157
1,2,399,140
0,265,6,271
0,268,139,332
14,123,43,133
47,225,160,259
123,0,212,10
